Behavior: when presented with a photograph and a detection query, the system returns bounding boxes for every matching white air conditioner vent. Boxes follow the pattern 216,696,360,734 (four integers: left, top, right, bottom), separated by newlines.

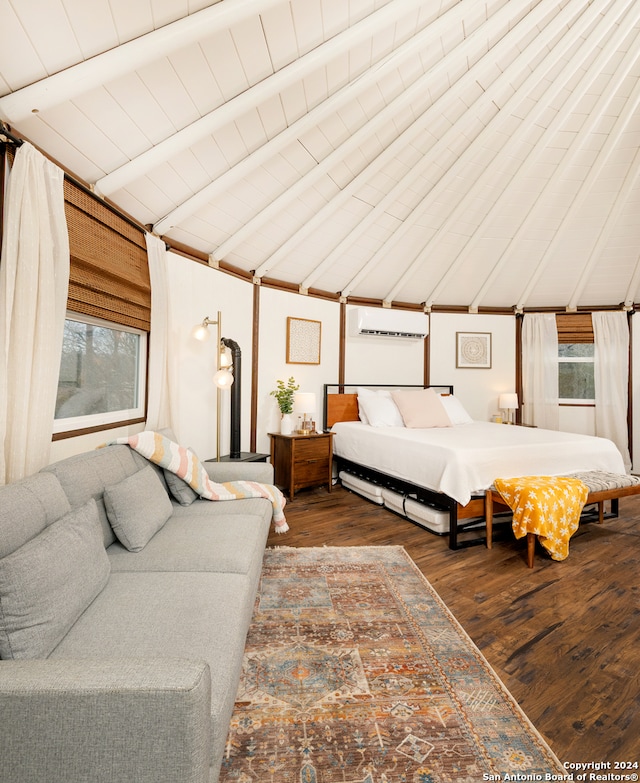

350,307,429,339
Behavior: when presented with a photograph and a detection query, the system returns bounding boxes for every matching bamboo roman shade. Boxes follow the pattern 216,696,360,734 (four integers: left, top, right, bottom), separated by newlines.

555,313,594,344
64,179,150,331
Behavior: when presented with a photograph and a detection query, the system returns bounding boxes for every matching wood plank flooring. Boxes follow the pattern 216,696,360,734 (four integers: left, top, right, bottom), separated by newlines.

267,485,640,764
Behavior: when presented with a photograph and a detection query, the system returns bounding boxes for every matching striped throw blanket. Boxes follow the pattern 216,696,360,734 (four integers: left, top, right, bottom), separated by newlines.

113,431,288,533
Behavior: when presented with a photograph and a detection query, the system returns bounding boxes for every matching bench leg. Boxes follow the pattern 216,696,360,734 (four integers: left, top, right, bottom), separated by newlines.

527,533,536,568
598,501,604,524
485,490,493,549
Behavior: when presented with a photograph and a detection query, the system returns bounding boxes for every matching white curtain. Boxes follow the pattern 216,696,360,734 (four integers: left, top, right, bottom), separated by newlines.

0,143,70,484
521,312,559,430
593,311,631,471
145,233,174,432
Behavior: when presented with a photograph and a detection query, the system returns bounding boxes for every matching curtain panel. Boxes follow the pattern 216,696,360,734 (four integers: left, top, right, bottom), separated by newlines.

592,311,631,471
145,233,174,432
521,312,559,430
0,143,70,484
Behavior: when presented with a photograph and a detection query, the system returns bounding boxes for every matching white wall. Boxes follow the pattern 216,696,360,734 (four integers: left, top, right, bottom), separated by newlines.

50,282,525,463
344,305,426,386
43,265,640,472
429,312,517,421
49,421,146,463
165,253,254,460
256,287,340,454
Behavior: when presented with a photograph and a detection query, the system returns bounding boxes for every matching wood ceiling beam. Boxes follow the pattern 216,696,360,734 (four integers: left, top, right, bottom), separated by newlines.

461,0,636,311
346,0,609,308
371,0,613,305
623,246,640,310
0,0,284,125
318,0,589,296
152,1,468,237
514,28,640,310
568,147,640,310
94,0,427,197
243,0,538,279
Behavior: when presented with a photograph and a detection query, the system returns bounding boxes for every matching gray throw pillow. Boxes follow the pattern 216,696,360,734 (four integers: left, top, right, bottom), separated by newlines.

0,498,110,660
163,469,199,506
104,465,173,551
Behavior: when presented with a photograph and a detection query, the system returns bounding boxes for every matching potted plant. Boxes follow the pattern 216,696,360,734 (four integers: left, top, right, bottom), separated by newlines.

270,377,299,434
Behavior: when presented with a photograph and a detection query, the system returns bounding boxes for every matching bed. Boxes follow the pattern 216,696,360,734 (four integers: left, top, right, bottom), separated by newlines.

324,384,626,549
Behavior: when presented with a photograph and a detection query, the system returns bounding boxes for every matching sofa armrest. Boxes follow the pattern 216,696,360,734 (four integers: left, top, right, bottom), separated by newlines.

204,461,274,485
0,658,211,783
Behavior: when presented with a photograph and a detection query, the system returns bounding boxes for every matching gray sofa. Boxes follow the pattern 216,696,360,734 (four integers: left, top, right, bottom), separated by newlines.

0,436,274,783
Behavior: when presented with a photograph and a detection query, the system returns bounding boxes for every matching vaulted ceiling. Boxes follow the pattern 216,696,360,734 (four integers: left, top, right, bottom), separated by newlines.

2,0,640,312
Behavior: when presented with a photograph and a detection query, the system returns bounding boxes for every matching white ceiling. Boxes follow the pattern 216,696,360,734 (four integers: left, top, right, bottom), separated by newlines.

2,0,640,311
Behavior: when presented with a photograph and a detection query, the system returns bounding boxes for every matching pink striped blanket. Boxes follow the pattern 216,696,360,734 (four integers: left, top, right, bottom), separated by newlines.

113,431,288,533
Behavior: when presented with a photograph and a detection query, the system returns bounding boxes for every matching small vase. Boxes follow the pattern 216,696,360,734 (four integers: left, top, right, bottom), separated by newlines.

280,413,294,435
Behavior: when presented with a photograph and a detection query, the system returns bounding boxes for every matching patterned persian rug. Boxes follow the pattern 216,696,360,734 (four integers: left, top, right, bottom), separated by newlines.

219,546,563,783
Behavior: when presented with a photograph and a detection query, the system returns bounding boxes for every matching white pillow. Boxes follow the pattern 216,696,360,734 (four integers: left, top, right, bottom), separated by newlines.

357,389,404,427
440,394,474,425
356,387,374,424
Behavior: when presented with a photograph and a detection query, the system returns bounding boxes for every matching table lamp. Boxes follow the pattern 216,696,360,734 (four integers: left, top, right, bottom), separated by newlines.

293,392,316,434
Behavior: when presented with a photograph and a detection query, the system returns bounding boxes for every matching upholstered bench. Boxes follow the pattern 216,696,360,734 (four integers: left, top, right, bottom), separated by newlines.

485,471,640,567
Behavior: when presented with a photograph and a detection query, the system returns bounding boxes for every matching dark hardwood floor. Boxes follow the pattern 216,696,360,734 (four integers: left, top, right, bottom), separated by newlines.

267,484,640,764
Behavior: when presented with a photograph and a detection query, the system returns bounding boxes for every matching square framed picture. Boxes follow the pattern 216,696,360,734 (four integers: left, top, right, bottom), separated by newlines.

456,332,492,369
286,317,321,364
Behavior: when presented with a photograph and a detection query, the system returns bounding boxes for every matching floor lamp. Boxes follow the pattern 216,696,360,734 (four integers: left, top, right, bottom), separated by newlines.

193,312,234,460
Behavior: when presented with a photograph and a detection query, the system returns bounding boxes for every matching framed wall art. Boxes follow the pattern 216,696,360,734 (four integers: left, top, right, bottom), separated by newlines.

286,317,322,365
456,331,492,369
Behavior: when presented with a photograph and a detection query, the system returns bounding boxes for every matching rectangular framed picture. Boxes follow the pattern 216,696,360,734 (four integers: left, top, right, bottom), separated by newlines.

456,331,492,369
286,317,322,364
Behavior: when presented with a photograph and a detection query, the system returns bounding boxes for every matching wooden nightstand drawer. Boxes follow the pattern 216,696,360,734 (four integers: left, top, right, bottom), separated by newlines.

269,432,334,499
295,455,330,484
295,438,331,460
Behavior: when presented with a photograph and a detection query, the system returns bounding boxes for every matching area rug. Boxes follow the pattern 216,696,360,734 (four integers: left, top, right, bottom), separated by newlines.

219,546,563,782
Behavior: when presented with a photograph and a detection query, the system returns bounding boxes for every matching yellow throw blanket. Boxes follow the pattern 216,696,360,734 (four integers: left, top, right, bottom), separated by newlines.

494,476,589,561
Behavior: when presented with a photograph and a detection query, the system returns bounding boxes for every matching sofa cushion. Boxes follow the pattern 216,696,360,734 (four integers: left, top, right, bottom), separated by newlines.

164,469,198,506
0,498,110,660
41,445,148,548
108,512,270,576
0,472,71,558
48,570,257,777
104,465,173,552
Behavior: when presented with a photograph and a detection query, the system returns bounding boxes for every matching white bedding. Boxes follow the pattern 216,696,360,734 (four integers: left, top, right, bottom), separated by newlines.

331,421,625,506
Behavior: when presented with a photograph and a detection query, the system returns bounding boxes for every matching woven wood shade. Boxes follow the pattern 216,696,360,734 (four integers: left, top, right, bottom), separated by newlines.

555,313,594,344
64,179,150,330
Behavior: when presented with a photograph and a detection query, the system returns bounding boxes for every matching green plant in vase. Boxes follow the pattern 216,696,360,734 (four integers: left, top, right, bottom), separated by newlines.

271,377,299,434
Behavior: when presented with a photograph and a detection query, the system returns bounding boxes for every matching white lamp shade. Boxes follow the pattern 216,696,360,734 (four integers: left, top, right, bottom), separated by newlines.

213,368,234,388
293,392,316,413
499,393,518,409
192,323,210,341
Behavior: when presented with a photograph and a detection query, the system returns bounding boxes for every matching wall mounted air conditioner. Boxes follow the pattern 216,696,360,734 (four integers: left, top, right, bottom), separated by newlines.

350,307,429,339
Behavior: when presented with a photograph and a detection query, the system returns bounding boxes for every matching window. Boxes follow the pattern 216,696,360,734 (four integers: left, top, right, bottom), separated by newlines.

558,343,595,404
54,314,147,434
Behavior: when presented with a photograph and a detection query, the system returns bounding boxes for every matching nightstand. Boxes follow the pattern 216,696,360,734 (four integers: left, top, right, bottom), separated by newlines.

269,432,334,499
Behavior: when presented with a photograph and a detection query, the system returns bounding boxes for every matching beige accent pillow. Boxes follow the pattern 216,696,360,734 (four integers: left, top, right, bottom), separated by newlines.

391,388,452,428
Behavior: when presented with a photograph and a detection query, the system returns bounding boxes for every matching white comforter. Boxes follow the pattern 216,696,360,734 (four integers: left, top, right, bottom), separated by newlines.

331,421,625,506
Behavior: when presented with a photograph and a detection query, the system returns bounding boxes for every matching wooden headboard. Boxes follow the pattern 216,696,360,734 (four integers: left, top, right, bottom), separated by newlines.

323,384,454,429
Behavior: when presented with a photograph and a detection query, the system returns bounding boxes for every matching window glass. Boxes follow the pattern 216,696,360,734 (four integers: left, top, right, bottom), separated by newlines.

54,314,146,433
558,343,595,402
